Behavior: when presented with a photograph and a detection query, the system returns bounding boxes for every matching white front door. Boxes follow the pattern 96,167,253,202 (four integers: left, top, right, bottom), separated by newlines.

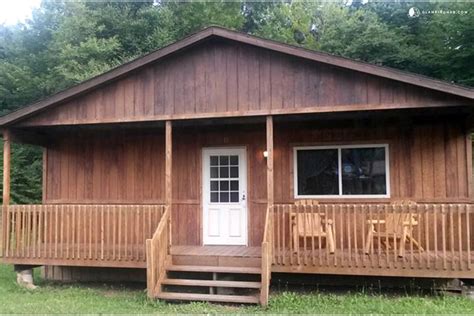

202,147,247,245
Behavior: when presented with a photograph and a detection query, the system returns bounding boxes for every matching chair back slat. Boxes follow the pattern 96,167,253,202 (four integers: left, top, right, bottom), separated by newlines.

297,213,324,235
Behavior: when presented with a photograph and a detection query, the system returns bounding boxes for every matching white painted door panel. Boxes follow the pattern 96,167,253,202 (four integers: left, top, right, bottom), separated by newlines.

202,148,247,245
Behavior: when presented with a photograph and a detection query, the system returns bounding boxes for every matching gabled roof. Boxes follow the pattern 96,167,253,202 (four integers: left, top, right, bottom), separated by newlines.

1,26,473,127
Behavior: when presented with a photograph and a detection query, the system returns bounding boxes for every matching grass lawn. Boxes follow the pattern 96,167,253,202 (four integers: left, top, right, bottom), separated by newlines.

0,264,473,314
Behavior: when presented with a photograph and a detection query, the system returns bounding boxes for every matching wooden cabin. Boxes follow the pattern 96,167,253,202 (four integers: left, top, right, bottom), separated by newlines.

1,27,474,305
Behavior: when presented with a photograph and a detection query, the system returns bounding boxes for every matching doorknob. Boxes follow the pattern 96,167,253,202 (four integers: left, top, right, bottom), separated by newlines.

242,194,246,201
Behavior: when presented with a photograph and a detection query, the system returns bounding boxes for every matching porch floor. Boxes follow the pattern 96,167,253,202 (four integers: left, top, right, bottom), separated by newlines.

170,245,261,258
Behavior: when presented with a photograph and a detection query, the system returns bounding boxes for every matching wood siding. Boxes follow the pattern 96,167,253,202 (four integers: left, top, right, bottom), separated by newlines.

20,39,470,127
43,119,471,247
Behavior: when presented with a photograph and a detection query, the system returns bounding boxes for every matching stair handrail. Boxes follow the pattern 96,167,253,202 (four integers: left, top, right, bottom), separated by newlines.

260,205,273,306
146,205,171,298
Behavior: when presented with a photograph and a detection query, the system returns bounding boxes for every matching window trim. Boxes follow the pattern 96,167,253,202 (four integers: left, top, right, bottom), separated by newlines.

293,144,390,199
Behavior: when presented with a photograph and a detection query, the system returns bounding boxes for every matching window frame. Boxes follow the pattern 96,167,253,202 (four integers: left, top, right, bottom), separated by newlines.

293,144,390,199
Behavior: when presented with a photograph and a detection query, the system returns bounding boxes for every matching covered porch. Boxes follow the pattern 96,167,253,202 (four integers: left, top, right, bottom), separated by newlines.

1,109,474,305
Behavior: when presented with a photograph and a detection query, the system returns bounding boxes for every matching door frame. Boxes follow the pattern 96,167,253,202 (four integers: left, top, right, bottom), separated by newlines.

202,146,248,246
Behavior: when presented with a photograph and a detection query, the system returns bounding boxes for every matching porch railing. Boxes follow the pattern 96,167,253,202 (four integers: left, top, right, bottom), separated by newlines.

146,205,171,298
270,203,474,278
1,204,166,267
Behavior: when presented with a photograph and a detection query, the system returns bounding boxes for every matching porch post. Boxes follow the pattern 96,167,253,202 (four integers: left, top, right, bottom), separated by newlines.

165,121,172,244
2,129,11,255
266,116,274,206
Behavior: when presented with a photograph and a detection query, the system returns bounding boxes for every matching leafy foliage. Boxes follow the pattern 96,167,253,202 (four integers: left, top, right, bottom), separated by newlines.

0,1,472,203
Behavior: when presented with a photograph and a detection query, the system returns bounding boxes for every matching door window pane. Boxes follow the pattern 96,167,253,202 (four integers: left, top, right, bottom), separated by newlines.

230,192,239,202
230,167,239,178
210,192,219,202
220,181,229,191
230,155,238,165
210,167,218,178
219,156,229,165
220,192,229,202
230,180,239,190
297,149,339,195
341,147,386,195
220,166,229,178
210,156,219,166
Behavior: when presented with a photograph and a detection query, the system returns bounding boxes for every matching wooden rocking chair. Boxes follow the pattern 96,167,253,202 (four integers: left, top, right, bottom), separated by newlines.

291,200,335,254
364,201,424,257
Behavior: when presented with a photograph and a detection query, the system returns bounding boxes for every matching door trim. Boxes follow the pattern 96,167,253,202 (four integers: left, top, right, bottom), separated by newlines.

202,146,248,246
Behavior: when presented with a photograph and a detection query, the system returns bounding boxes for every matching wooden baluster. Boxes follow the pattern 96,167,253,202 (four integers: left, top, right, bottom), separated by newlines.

347,204,352,267
118,206,122,261
4,206,10,257
353,204,358,268
25,206,30,257
82,205,87,260
302,204,307,266
274,205,278,264
32,206,36,258
26,206,30,258
14,206,19,257
368,204,374,268
99,205,103,260
332,204,337,267
75,205,79,260
318,204,323,267
20,206,24,258
282,205,286,266
384,204,389,269
136,205,140,261
296,205,301,266
61,205,65,259
392,204,397,268
449,204,455,270
112,205,117,260
36,205,41,258
424,204,430,269
434,204,439,270
48,205,56,259
361,204,366,268
125,206,129,261
441,204,447,270
288,205,293,266
107,205,111,260
458,204,463,271
339,204,344,268
54,204,58,258
416,204,422,270
36,205,44,258
377,204,382,268
64,205,69,260
86,205,92,260
311,204,316,267
409,203,414,269
142,206,147,261
22,205,27,257
467,204,471,270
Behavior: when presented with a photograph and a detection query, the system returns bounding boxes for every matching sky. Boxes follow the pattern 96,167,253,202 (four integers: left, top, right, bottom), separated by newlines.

0,0,41,25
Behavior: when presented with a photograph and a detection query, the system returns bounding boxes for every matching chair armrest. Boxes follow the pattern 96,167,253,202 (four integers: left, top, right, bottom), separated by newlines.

322,219,333,225
366,219,386,224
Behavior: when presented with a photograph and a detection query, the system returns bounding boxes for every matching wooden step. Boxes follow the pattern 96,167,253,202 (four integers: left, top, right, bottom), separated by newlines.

166,265,261,274
162,278,261,289
157,292,260,304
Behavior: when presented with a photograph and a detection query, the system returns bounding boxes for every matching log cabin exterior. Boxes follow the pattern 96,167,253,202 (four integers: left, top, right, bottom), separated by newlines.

1,27,474,304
